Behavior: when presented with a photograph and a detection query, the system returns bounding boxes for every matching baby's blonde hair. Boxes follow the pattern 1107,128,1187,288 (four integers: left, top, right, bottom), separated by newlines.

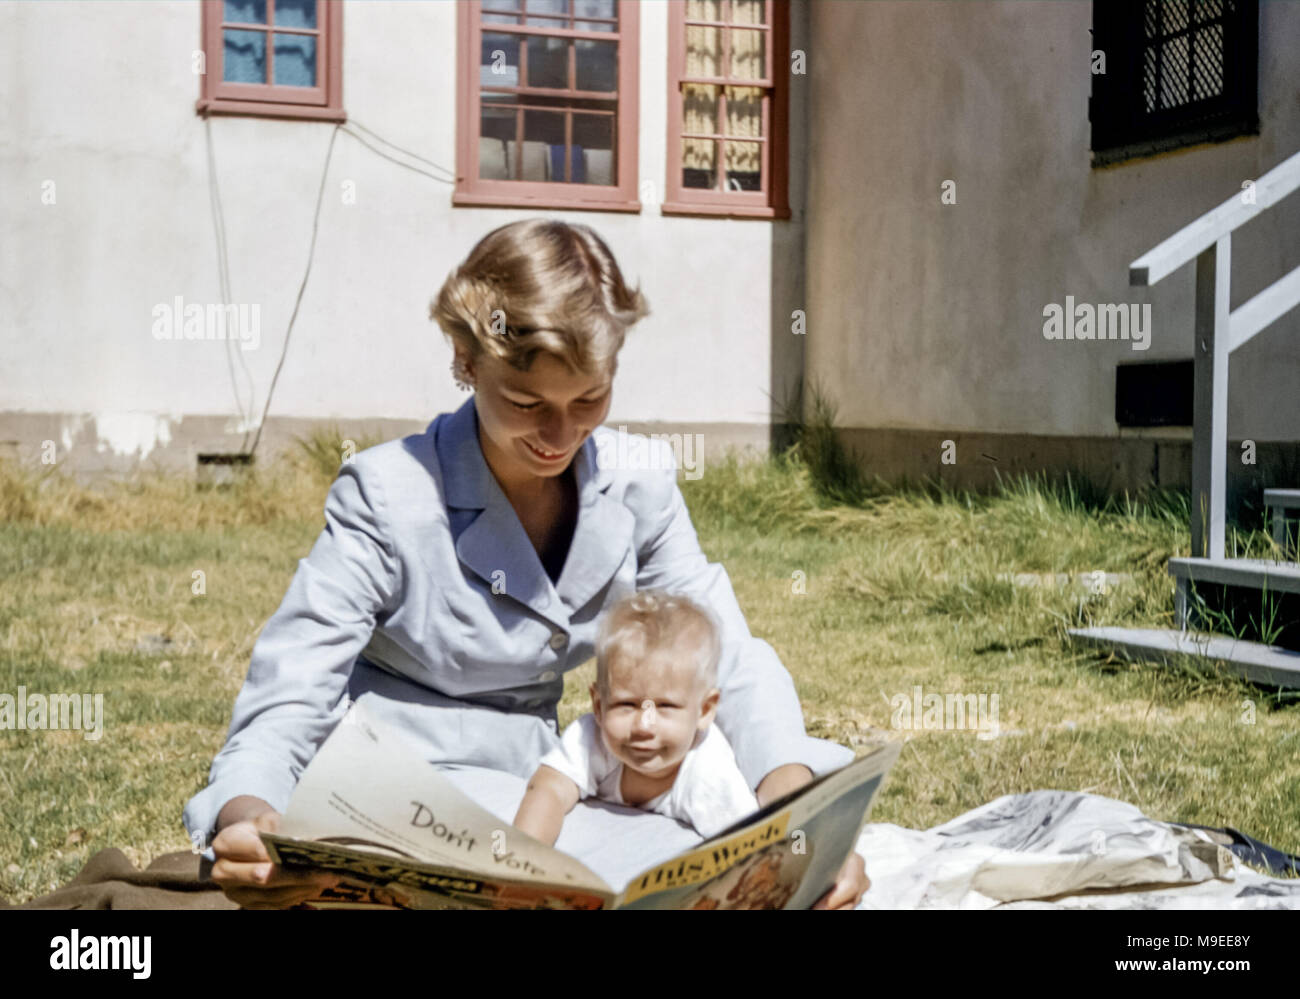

429,218,650,376
595,589,723,699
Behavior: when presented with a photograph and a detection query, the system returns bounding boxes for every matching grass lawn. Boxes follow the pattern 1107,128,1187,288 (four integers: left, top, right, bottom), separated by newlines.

2,432,1297,904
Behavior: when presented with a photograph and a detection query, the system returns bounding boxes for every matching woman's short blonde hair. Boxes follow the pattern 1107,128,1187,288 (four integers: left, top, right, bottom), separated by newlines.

429,218,650,375
595,589,723,698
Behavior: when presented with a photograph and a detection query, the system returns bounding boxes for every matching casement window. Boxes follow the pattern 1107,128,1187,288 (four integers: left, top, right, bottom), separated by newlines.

455,1,641,211
662,0,789,219
196,0,345,122
1090,0,1258,166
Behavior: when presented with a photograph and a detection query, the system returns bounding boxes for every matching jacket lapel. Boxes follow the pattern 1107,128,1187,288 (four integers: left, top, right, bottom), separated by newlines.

436,398,633,628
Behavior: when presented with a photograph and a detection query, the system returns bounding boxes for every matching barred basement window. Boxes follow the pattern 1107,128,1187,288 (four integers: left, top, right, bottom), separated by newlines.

1090,0,1258,167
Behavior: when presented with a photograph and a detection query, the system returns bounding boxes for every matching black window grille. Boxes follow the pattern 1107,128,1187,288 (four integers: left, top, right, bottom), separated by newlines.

1090,0,1258,166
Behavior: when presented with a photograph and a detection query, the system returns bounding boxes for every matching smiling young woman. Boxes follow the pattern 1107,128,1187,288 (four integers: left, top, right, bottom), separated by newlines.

431,220,640,580
192,218,868,910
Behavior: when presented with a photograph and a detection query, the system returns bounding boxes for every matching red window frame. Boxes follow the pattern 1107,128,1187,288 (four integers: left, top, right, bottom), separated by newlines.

662,0,789,219
454,0,641,212
196,0,345,122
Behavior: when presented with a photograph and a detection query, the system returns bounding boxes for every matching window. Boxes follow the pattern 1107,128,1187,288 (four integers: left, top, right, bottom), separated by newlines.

197,0,345,122
455,1,640,212
1090,0,1257,166
662,0,788,219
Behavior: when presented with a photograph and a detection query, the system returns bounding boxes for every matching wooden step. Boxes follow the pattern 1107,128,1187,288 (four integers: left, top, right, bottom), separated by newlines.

1264,489,1300,553
1167,557,1300,634
1068,626,1300,689
1167,556,1300,593
1264,488,1300,510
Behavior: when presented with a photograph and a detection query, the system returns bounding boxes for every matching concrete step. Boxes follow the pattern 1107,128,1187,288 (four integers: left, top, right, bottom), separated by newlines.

1068,626,1300,689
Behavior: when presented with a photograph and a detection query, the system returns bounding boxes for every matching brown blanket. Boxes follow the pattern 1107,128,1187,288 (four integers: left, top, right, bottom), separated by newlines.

1,849,239,910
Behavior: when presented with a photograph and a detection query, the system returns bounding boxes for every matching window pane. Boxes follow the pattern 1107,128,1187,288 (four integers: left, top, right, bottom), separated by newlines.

523,109,566,181
482,0,522,24
1143,46,1159,112
575,0,617,32
686,25,721,76
1143,0,1163,39
1195,0,1224,23
729,29,765,80
1163,0,1190,32
274,0,317,29
684,82,719,135
682,138,717,189
725,85,762,139
575,39,616,91
526,0,569,28
573,112,615,185
480,104,517,179
725,140,761,191
526,34,569,88
1159,34,1190,108
225,0,266,25
482,32,521,88
223,28,267,83
273,32,316,86
731,0,765,25
1192,24,1225,99
687,0,720,21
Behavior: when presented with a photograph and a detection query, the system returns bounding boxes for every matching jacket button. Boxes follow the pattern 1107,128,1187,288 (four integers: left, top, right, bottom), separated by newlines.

549,632,568,650
538,670,557,682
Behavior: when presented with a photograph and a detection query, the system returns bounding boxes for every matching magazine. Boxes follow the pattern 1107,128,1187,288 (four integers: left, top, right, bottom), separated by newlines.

260,699,901,910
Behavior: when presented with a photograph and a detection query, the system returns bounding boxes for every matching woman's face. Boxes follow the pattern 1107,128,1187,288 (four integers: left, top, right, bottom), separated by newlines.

465,349,614,488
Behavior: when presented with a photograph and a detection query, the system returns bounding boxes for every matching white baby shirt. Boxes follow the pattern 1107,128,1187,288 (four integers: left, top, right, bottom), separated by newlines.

538,713,760,839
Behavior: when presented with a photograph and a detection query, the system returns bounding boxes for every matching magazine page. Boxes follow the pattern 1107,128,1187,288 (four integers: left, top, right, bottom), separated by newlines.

611,740,902,909
261,699,615,908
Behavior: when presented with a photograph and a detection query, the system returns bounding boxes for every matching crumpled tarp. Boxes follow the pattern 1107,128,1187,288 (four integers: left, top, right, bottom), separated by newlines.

856,790,1300,909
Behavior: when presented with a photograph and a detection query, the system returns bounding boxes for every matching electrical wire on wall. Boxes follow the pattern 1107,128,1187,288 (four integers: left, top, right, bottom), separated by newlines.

202,115,459,460
203,116,257,452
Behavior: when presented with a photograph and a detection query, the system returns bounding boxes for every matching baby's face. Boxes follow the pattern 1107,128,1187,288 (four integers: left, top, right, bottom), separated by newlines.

591,651,718,781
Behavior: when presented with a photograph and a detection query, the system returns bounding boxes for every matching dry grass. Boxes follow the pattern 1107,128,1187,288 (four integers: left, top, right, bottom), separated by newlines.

1,428,1297,904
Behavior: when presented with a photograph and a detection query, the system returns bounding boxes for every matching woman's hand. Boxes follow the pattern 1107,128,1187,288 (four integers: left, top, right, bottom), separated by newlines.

756,764,871,910
811,851,870,909
209,798,340,909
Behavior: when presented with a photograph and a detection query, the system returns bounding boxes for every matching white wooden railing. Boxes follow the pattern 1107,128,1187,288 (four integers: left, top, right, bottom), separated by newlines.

1130,147,1300,560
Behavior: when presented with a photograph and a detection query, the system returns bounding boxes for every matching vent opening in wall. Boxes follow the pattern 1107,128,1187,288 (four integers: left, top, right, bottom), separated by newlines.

1115,359,1194,428
197,452,254,488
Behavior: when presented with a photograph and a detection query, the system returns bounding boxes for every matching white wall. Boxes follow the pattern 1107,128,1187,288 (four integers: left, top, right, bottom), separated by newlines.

0,0,796,468
805,0,1300,441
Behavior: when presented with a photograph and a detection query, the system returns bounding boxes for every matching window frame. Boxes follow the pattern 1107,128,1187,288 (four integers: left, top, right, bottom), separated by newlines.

1089,0,1258,167
454,0,641,213
196,0,346,123
662,0,789,220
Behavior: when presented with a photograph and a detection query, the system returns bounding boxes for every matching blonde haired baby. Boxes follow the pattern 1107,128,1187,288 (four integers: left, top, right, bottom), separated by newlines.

512,589,758,844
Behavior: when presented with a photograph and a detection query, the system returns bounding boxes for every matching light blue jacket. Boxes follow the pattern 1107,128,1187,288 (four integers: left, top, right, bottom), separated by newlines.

182,397,853,844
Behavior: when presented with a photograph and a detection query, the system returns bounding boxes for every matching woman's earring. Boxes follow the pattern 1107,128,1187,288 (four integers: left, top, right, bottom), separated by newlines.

451,358,475,392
